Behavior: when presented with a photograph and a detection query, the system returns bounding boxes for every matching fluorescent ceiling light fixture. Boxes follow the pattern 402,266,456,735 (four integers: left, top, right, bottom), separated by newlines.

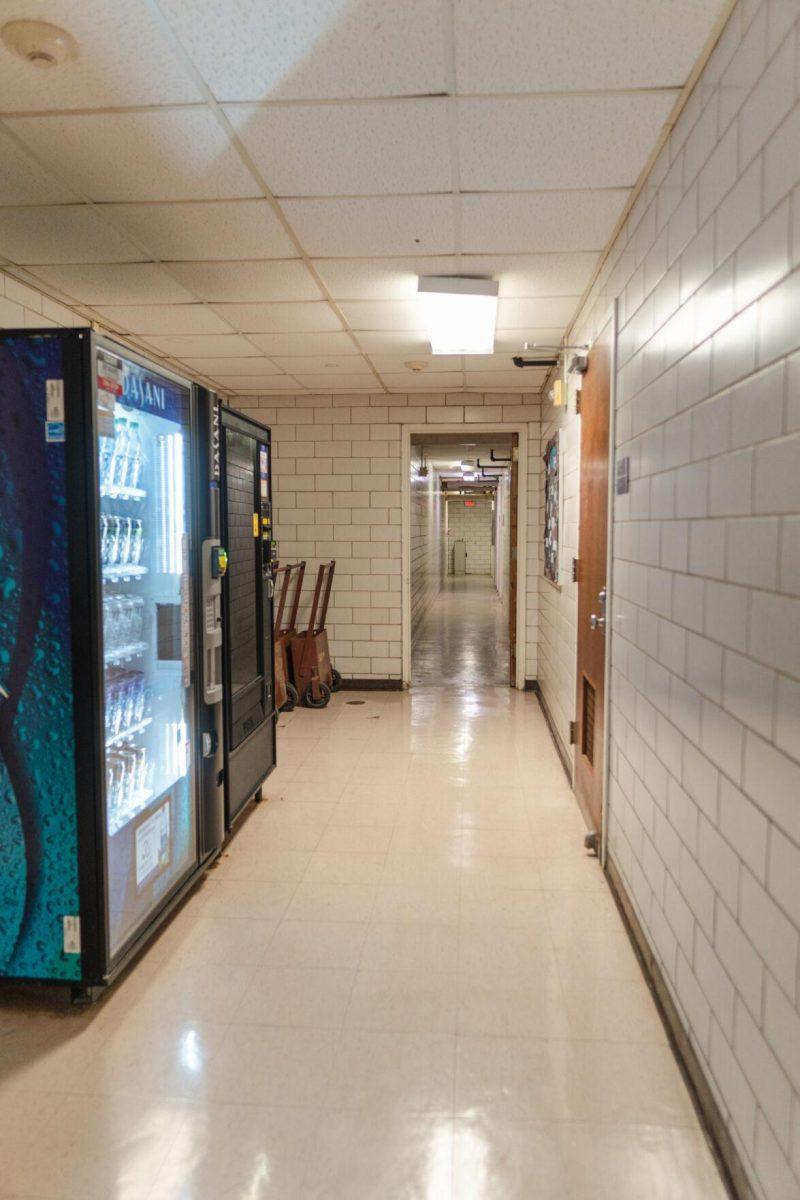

417,276,498,355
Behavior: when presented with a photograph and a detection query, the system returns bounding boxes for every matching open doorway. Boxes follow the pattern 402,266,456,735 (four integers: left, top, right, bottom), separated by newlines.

407,431,517,688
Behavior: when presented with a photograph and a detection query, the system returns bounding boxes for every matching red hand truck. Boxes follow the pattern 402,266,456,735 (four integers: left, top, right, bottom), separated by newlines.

290,560,341,708
273,560,305,712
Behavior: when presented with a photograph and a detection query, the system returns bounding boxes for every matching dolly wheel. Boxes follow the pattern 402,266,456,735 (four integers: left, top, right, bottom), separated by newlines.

282,682,298,712
331,668,342,692
303,681,331,709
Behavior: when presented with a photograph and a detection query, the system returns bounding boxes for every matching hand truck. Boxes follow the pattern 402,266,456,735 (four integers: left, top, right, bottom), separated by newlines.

273,560,305,712
290,560,341,708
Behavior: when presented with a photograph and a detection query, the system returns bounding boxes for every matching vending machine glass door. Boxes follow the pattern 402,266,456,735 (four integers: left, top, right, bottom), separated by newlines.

95,346,197,961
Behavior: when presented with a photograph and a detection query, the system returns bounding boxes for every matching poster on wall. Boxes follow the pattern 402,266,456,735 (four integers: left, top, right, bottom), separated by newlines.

544,433,559,584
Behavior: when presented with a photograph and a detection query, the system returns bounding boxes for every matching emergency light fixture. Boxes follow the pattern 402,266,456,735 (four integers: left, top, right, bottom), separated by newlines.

417,276,499,355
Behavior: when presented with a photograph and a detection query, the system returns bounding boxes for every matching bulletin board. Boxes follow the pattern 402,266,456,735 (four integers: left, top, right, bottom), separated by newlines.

544,433,560,584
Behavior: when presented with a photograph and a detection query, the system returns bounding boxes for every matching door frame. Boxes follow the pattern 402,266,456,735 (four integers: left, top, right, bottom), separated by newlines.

599,299,619,868
401,422,529,690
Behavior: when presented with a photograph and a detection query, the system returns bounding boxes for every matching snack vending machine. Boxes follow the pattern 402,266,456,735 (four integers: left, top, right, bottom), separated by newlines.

0,329,224,997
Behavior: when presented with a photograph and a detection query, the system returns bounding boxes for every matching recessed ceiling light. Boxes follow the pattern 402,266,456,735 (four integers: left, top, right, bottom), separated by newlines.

417,276,498,355
404,359,428,373
1,19,77,67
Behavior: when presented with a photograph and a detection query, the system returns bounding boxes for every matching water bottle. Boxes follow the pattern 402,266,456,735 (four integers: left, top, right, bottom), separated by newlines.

99,436,114,495
100,515,108,567
106,515,120,566
129,519,144,567
118,517,132,567
127,420,143,490
111,418,129,489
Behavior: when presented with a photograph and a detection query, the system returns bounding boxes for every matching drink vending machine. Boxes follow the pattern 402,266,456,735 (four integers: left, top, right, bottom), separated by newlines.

0,328,227,997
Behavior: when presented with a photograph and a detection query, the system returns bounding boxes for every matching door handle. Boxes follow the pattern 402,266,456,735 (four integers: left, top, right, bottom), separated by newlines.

589,613,605,631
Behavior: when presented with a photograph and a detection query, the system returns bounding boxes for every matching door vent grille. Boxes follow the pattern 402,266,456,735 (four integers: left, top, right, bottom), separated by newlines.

582,677,595,765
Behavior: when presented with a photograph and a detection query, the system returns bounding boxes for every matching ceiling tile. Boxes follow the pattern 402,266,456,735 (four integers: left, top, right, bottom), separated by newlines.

282,196,456,257
0,205,146,265
212,375,299,392
458,253,598,298
458,94,678,191
158,0,447,101
463,354,526,371
497,297,579,328
271,354,366,373
383,372,463,391
368,355,463,373
0,0,201,109
338,300,423,331
211,302,343,333
0,128,80,205
175,356,278,375
7,111,259,202
494,329,566,353
28,263,195,305
292,372,378,390
455,0,725,93
137,334,261,358
463,371,540,388
106,200,296,260
92,304,233,335
226,100,452,196
247,331,355,355
312,256,457,301
357,330,433,354
168,260,321,302
461,192,629,253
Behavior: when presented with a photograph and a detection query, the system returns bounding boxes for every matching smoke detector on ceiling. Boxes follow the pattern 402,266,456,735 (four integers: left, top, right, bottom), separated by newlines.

404,360,428,373
1,19,78,67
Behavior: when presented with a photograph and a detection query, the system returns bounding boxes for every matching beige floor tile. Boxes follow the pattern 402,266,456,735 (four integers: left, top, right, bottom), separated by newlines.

459,883,551,930
315,823,393,855
303,849,387,884
458,925,555,980
560,975,668,1043
548,1040,700,1127
235,964,356,1028
301,1110,454,1199
197,879,298,924
361,922,460,975
345,968,460,1034
381,850,462,886
457,969,571,1039
284,880,377,923
455,1035,571,1122
372,881,461,925
557,1122,730,1199
147,1102,315,1199
261,919,367,970
324,1029,456,1114
452,1115,568,1199
460,854,541,889
205,1024,338,1107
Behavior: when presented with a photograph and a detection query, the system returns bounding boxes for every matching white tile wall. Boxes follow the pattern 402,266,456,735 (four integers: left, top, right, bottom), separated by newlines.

446,495,493,574
0,267,82,331
410,456,443,634
233,392,542,681
540,3,800,1196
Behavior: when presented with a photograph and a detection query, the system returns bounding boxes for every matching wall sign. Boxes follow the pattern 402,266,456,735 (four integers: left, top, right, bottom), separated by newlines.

544,433,560,584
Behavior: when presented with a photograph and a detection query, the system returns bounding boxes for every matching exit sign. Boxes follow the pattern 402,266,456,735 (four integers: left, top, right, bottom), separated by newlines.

464,500,475,507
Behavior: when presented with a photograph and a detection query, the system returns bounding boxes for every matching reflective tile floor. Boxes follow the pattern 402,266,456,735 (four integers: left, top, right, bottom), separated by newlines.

412,576,510,687
0,688,728,1199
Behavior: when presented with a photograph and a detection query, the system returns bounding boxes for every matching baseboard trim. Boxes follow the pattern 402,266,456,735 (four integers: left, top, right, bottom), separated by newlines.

605,854,752,1200
340,678,403,691
532,682,573,784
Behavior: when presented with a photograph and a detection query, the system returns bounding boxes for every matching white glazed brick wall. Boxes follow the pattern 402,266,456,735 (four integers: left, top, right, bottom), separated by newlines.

446,496,493,574
541,3,800,1197
0,269,79,331
410,458,443,633
234,393,542,681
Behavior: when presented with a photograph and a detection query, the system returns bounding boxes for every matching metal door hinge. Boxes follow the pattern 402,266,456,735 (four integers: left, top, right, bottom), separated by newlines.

572,557,579,583
569,720,577,744
575,392,581,416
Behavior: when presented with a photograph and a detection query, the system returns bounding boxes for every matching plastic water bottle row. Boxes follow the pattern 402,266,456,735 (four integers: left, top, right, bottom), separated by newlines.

105,668,150,739
101,515,145,568
107,746,154,832
99,416,144,494
103,595,145,658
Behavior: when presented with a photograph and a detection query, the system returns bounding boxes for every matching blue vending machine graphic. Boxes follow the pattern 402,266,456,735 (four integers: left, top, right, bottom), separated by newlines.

0,333,81,980
0,329,222,994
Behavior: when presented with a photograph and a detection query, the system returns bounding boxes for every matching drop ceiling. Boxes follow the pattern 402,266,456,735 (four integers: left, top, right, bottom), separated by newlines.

0,0,729,395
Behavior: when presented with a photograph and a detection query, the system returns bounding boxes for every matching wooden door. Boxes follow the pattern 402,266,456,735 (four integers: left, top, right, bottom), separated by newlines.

509,434,519,685
574,324,611,835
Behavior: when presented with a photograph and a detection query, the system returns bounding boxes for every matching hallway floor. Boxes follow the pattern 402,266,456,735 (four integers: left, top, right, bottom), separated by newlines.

413,575,511,687
0,689,727,1199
